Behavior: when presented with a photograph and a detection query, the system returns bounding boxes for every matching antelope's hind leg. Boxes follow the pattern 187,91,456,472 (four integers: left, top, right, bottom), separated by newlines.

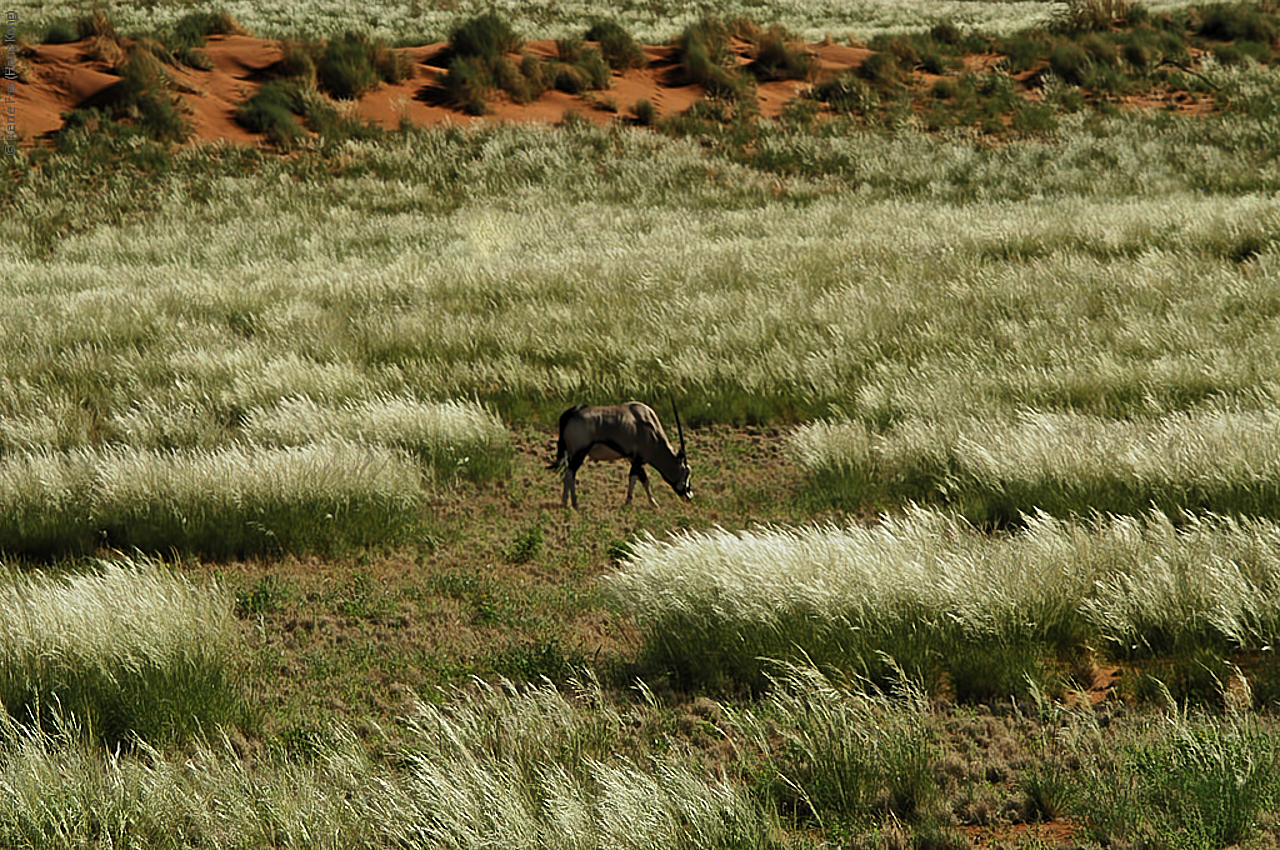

561,469,575,509
563,450,589,509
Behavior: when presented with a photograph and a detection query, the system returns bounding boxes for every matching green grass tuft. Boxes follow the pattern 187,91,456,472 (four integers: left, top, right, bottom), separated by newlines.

0,559,245,747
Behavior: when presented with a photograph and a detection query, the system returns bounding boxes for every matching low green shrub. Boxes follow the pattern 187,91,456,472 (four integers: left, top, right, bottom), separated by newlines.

676,18,754,102
275,40,317,82
443,54,494,114
235,79,308,146
1197,2,1278,44
730,664,940,827
1001,33,1050,73
1077,708,1280,848
41,19,78,45
110,47,192,143
809,71,880,115
76,8,116,41
1049,41,1092,85
747,25,816,81
585,20,647,71
316,32,379,99
858,50,906,86
441,13,564,112
632,97,657,125
170,10,245,52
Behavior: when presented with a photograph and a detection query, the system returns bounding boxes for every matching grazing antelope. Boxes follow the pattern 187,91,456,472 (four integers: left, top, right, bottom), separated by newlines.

549,400,692,509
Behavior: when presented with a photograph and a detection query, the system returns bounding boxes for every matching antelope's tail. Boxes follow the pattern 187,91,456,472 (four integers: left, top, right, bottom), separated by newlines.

548,405,584,470
547,436,568,470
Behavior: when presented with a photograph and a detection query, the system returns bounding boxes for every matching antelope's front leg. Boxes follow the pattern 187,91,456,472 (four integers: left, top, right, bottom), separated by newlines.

627,460,656,507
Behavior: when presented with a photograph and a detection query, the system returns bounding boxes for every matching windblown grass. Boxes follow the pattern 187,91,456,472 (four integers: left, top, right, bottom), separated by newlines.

244,395,511,481
728,663,938,828
791,409,1280,523
0,675,778,850
607,509,1280,693
14,0,1081,46
0,442,423,558
0,558,242,746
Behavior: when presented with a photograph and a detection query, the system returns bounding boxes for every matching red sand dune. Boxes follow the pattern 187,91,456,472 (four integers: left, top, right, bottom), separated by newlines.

9,33,865,146
9,32,1207,148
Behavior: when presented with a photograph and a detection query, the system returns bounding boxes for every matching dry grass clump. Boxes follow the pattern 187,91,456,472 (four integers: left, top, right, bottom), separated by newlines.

0,558,241,746
0,442,424,558
607,509,1280,694
245,394,511,480
791,410,1280,524
0,675,777,849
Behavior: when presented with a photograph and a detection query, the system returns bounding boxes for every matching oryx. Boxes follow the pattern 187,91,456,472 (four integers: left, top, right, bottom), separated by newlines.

548,400,692,509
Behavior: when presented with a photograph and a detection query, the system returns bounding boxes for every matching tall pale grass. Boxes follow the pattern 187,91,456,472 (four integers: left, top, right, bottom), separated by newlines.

245,394,510,480
0,558,241,745
607,509,1280,691
0,676,777,849
791,410,1280,522
0,441,423,557
5,112,1280,424
727,662,936,826
15,0,1073,46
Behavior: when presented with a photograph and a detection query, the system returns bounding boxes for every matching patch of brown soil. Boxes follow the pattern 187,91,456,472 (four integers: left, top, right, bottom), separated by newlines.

959,820,1081,848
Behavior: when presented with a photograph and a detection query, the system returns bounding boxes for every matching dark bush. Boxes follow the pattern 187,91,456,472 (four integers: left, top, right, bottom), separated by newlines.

1001,36,1044,73
931,21,963,46
276,42,317,83
316,32,404,99
235,79,307,146
1049,41,1092,85
1198,3,1278,43
859,50,905,85
443,54,492,114
585,20,647,70
557,39,611,88
553,63,586,94
450,11,521,59
171,10,245,51
77,9,117,40
42,20,79,45
112,47,192,143
676,17,754,101
632,98,657,125
748,25,816,81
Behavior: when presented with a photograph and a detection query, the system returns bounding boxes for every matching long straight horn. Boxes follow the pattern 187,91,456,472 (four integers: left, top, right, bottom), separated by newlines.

670,394,686,455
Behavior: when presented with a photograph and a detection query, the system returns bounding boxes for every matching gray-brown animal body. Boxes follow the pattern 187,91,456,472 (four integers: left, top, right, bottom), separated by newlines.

549,402,692,509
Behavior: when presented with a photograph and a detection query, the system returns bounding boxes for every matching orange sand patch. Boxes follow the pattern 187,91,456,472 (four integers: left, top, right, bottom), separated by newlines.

7,33,1220,148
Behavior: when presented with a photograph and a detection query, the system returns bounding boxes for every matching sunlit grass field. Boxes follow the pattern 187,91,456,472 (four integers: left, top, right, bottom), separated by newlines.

16,0,1113,46
6,1,1280,845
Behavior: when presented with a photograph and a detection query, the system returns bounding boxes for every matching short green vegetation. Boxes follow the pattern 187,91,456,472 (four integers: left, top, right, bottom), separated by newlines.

439,14,637,115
